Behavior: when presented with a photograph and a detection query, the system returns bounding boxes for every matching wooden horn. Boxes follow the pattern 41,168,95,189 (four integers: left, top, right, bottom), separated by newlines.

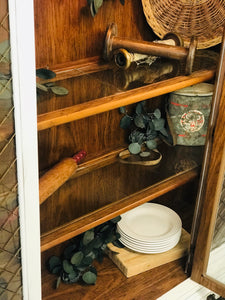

103,23,197,74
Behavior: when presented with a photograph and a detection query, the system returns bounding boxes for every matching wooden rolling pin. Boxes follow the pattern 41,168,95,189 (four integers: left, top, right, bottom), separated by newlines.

39,150,86,205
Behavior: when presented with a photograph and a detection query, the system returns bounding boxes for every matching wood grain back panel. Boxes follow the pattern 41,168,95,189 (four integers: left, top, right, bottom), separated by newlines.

34,0,155,67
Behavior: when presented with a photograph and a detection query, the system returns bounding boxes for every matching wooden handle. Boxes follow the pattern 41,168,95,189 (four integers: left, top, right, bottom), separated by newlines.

39,150,86,205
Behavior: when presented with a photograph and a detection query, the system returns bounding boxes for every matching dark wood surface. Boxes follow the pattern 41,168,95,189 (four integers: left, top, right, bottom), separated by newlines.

42,255,188,300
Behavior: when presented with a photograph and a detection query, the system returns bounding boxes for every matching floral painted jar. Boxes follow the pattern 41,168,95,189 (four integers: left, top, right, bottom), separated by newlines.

167,83,214,146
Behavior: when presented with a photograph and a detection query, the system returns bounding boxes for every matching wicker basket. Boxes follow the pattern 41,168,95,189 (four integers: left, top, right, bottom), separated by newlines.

141,0,225,49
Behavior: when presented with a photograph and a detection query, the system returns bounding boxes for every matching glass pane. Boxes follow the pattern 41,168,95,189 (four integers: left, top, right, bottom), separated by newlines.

207,174,225,285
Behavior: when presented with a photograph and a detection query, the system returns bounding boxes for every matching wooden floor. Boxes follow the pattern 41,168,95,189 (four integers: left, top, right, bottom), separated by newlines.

42,255,188,300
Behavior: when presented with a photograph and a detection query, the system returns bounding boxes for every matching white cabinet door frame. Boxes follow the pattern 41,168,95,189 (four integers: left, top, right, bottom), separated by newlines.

8,0,42,299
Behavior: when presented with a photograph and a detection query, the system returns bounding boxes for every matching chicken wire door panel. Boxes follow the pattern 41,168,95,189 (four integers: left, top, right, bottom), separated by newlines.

0,1,23,299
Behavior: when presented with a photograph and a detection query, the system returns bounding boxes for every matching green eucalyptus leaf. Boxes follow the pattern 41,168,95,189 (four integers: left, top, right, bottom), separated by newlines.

135,102,143,115
128,142,141,154
96,250,104,262
86,251,96,260
89,266,97,275
63,260,74,274
63,244,77,259
152,118,165,131
83,240,95,255
153,108,161,119
52,265,62,275
36,68,56,79
68,271,80,283
77,265,88,271
120,0,125,5
87,0,94,4
50,86,69,96
83,230,95,246
146,140,157,150
92,1,99,15
100,224,110,232
119,106,126,114
148,120,155,131
120,115,132,129
115,232,121,239
82,271,97,285
44,82,55,87
93,237,103,249
129,130,145,144
146,129,157,140
94,0,103,9
134,115,145,129
82,256,93,266
139,151,151,157
110,215,121,223
105,232,115,243
48,256,61,273
112,239,125,248
36,83,48,92
71,251,84,266
159,127,169,137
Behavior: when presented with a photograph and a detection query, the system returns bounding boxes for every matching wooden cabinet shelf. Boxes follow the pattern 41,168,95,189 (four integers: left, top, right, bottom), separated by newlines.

37,56,213,254
37,58,215,131
41,254,188,299
40,143,203,252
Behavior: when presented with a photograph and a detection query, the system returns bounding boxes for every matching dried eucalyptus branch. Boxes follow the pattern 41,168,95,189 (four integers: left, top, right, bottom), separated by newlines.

87,0,125,17
47,216,122,288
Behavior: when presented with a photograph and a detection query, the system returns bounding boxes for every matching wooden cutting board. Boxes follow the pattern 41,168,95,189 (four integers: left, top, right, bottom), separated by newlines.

106,228,190,278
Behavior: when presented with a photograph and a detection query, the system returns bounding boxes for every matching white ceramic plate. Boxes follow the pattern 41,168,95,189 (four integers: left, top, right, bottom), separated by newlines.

119,235,180,254
117,226,181,245
117,227,181,247
117,203,182,242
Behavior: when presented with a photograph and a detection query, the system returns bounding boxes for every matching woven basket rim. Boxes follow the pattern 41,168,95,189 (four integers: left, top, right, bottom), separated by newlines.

141,0,225,49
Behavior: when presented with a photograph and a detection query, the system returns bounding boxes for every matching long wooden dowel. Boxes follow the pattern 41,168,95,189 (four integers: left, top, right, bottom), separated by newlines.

111,37,188,60
37,69,215,131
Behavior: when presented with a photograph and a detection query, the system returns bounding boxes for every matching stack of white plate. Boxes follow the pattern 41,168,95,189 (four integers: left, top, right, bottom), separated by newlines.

117,203,182,254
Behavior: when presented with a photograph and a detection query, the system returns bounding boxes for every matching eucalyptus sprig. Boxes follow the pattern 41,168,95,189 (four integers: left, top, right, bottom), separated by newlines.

36,68,69,96
120,101,168,155
47,216,122,288
87,0,125,17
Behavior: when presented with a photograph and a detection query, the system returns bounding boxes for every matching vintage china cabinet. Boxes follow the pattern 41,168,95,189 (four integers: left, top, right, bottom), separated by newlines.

34,0,224,298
